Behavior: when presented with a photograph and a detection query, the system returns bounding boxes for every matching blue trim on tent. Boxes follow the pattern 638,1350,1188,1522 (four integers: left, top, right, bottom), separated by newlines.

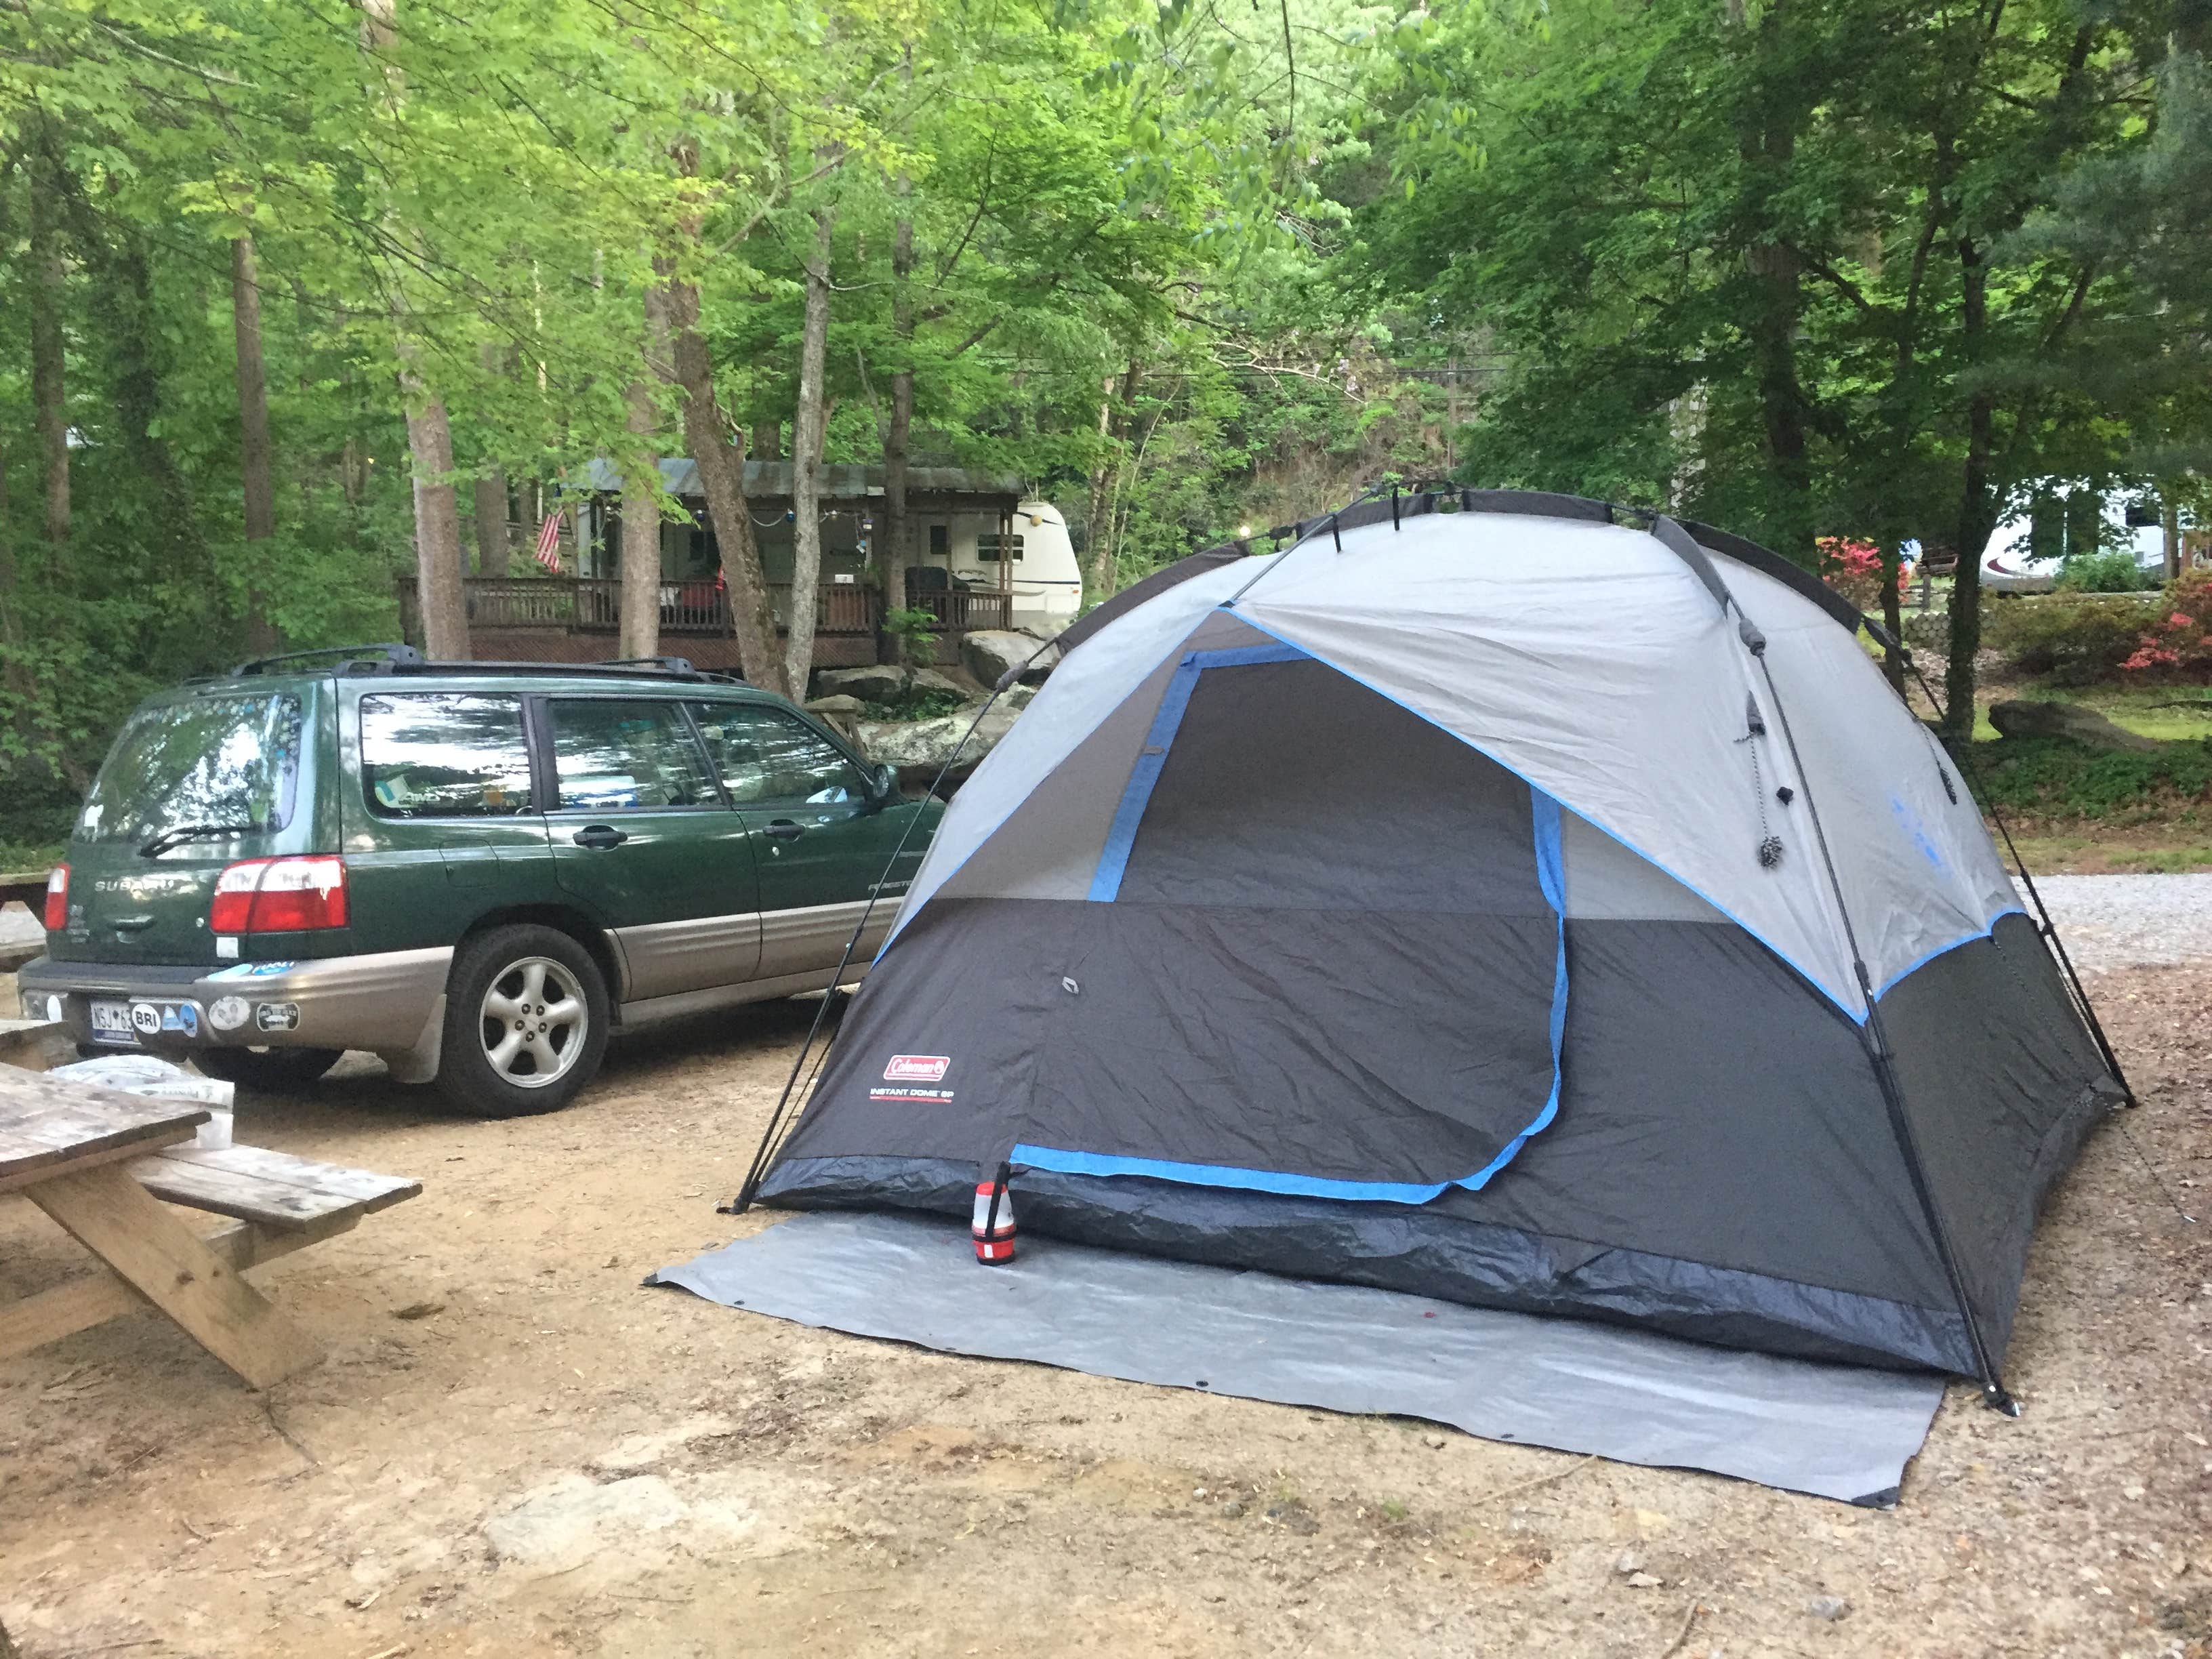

1870,907,2029,1001
1085,641,1308,902
1221,609,1871,1022
1027,779,1574,1206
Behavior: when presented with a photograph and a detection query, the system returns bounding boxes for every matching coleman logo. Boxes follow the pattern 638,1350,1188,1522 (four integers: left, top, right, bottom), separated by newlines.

884,1054,949,1084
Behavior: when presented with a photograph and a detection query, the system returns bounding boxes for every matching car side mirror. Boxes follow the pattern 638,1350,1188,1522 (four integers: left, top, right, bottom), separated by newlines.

865,762,899,809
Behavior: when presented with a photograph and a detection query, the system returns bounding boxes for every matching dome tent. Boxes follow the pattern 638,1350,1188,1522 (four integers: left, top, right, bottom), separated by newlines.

745,490,2123,1402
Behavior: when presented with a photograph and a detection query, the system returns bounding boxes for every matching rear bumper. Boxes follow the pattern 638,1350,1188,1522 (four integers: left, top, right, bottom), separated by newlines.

16,947,451,1057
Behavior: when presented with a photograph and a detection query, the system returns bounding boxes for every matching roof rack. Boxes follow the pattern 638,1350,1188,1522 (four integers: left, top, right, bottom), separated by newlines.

232,644,747,684
380,658,747,684
231,643,426,677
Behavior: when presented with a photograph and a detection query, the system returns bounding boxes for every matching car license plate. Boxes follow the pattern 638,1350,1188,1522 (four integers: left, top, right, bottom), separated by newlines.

88,1000,140,1046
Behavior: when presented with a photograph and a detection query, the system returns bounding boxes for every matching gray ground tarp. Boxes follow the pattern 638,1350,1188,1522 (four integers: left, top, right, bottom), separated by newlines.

653,1210,1946,1506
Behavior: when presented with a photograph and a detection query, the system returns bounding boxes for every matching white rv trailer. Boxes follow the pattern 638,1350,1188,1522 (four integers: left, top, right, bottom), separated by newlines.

917,499,1082,630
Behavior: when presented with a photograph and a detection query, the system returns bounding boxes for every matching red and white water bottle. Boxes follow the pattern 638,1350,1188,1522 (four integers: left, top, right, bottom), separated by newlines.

972,1172,1016,1266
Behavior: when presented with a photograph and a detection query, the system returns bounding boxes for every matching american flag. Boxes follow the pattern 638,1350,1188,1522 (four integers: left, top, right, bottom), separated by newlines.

532,510,564,573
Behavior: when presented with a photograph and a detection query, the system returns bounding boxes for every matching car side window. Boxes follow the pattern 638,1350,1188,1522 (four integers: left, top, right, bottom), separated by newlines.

361,693,535,818
690,703,865,806
546,699,720,811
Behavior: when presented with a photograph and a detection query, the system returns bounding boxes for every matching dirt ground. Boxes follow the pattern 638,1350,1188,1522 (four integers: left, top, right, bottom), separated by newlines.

3,968,2209,1659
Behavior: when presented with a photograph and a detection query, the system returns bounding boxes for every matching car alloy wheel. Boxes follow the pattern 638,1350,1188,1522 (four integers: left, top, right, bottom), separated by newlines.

478,956,588,1088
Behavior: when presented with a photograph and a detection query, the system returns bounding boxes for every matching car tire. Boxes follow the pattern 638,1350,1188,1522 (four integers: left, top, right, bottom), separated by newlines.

191,1046,344,1090
436,924,609,1118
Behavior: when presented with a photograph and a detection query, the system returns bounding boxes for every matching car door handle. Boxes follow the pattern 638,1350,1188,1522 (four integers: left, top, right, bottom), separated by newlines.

762,819,806,841
110,913,156,931
571,824,628,849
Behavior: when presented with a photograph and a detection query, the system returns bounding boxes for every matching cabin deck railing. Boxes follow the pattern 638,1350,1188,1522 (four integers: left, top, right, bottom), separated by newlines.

398,577,1012,641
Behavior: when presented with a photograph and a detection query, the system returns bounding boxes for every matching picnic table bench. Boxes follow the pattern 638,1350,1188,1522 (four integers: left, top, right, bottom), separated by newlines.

0,1067,419,1387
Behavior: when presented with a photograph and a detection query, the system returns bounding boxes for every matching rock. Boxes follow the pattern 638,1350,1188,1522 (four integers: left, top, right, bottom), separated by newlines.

1614,1549,1645,1575
484,1474,691,1570
1987,699,2158,751
1002,683,1036,711
1625,1572,1664,1590
804,694,865,740
912,665,972,699
853,703,1021,786
1423,1433,1448,1450
813,664,910,703
1805,1595,1850,1621
1219,1500,1246,1519
961,629,1059,687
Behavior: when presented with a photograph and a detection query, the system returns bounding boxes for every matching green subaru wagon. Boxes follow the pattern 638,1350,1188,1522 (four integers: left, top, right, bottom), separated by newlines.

18,647,940,1116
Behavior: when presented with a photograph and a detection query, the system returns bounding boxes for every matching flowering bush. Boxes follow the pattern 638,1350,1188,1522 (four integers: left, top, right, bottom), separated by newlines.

2121,571,2212,680
1817,537,1898,611
1985,593,2158,684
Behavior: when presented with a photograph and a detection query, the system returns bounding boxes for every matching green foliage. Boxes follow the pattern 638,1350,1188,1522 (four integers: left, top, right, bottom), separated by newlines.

879,605,941,665
1973,735,2212,821
860,689,964,722
1983,594,2160,684
2055,550,2154,594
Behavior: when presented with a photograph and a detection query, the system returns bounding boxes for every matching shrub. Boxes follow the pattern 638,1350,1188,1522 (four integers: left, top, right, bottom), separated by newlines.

1982,592,2158,684
1974,733,2212,821
881,605,941,665
2121,569,2212,681
1817,537,1896,612
2056,549,2153,594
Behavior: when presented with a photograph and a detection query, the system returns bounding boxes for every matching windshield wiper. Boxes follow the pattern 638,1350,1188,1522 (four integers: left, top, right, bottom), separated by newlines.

140,822,261,857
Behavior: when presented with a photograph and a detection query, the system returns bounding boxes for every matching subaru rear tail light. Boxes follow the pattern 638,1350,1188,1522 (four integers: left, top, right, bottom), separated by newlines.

43,865,68,932
209,856,348,934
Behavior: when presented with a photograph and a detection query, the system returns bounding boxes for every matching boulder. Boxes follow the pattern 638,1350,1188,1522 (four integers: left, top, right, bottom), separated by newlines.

811,664,909,703
803,694,865,739
811,663,971,705
1988,699,2158,752
853,702,1022,787
906,665,972,700
961,629,1059,687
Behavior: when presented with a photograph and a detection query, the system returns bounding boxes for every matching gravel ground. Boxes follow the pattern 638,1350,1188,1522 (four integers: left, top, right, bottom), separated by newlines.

2021,874,2212,973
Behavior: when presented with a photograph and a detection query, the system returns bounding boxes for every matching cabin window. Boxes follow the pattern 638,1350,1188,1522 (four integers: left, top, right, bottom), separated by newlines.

977,533,1025,562
928,525,949,560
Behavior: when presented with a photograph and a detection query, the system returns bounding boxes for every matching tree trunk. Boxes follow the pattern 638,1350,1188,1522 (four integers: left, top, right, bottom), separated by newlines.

1082,377,1114,602
403,384,470,659
1738,9,1814,565
1086,361,1143,600
1942,239,1995,744
880,276,914,668
361,0,466,659
232,235,280,655
663,261,784,696
2161,489,2182,583
783,203,836,695
619,295,665,661
473,346,510,575
28,167,68,547
1879,544,1906,695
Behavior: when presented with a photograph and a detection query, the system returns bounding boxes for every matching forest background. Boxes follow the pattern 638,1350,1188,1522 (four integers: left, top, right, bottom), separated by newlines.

1,0,2207,844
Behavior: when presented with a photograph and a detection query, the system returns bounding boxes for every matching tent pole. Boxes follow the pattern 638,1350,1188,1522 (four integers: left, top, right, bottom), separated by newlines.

1751,652,2019,1415
1893,652,2136,1109
729,640,1056,1213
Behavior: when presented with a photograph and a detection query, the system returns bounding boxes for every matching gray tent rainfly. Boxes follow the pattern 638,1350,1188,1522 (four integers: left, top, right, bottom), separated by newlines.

742,489,2124,1405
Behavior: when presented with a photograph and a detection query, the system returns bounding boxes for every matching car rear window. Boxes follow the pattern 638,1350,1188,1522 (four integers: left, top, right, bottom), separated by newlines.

361,693,535,818
79,693,304,845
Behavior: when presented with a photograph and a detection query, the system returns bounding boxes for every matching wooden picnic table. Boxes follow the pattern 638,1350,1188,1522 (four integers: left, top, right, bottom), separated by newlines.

0,1066,419,1387
0,869,49,912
